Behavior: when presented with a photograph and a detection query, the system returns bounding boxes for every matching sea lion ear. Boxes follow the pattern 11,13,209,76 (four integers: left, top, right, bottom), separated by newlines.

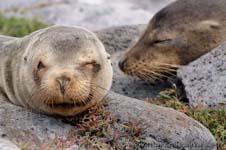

147,29,158,41
197,20,221,30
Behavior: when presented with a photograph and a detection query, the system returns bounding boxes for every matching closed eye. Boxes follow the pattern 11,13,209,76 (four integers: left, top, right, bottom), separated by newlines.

84,61,97,66
83,61,101,73
152,39,172,44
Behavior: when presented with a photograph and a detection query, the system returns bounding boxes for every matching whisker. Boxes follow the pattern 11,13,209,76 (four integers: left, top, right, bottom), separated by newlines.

153,66,177,72
154,69,177,77
85,81,109,91
137,70,163,82
154,62,183,68
143,69,170,79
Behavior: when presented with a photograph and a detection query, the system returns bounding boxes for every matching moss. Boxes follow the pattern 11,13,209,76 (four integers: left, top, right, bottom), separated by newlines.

0,13,48,37
148,88,226,149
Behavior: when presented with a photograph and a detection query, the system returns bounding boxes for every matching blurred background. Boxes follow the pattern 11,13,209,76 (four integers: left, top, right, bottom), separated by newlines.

0,0,175,29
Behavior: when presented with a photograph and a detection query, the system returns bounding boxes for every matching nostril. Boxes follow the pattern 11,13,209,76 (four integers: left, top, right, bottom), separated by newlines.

118,59,127,71
56,76,71,85
56,76,71,94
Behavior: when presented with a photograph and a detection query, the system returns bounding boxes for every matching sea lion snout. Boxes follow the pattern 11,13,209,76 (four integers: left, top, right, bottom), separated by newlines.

119,47,143,73
118,58,126,72
56,75,71,94
118,0,226,81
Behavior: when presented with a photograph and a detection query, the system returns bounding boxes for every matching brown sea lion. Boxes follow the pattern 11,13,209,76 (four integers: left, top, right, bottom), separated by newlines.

119,0,226,81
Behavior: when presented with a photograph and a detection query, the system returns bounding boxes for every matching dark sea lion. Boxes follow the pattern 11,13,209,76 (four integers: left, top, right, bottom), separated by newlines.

119,0,226,81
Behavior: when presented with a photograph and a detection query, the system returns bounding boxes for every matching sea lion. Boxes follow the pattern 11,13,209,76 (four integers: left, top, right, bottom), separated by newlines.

119,0,226,81
0,26,113,116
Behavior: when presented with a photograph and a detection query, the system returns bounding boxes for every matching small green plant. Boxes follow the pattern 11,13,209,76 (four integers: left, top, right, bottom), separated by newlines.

148,87,226,149
19,99,147,150
0,13,48,37
64,99,147,150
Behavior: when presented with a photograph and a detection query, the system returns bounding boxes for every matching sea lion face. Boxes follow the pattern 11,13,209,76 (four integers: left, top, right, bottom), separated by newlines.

119,0,226,81
20,27,112,116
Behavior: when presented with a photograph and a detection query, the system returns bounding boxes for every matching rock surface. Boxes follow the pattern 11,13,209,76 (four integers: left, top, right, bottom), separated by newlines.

178,42,226,108
95,25,173,100
0,138,20,150
0,91,217,150
0,99,73,149
107,92,217,150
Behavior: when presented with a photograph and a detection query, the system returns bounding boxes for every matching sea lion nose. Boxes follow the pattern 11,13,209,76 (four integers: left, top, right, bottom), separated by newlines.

118,58,127,71
56,75,71,94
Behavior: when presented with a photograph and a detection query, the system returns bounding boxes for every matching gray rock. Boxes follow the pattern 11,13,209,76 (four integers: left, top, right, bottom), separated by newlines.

0,92,216,149
95,25,172,100
0,138,20,150
177,42,226,107
0,99,73,149
95,25,146,54
107,91,217,150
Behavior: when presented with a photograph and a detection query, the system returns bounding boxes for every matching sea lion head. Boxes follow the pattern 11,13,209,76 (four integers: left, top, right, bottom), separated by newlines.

19,26,112,116
119,0,226,81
